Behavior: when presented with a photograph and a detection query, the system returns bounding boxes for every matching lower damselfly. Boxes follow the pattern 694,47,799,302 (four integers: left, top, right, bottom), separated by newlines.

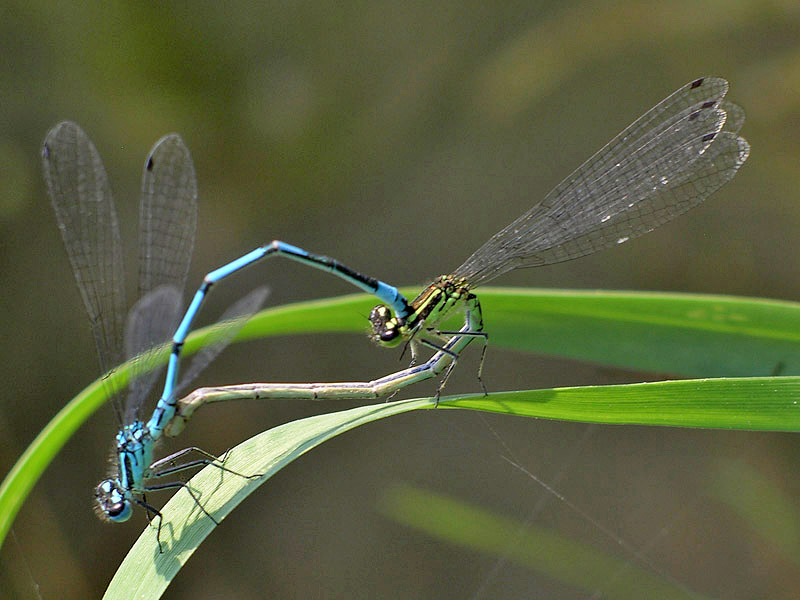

43,122,267,549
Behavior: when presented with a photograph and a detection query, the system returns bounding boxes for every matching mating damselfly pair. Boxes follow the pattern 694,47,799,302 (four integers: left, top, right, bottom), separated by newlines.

45,76,748,548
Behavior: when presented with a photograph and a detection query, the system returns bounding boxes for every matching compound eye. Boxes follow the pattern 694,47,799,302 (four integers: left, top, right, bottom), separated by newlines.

105,500,132,521
379,328,399,342
369,304,405,346
95,479,133,522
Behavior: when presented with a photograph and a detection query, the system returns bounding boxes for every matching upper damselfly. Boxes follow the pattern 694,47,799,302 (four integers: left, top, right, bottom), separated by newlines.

158,77,749,409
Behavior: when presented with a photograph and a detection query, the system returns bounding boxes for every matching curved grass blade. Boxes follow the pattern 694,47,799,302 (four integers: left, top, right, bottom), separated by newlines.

104,397,430,599
107,377,800,598
4,288,800,551
235,288,800,377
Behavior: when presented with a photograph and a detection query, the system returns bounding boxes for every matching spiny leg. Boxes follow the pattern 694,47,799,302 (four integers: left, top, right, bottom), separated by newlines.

150,447,262,481
435,328,489,396
143,479,221,546
132,496,168,553
436,300,488,395
414,337,461,407
138,449,264,553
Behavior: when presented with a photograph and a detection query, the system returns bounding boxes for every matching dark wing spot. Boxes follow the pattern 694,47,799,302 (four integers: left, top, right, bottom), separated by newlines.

146,156,154,171
691,78,704,89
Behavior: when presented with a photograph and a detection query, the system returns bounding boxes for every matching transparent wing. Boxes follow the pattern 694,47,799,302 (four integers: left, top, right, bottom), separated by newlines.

176,286,270,394
120,134,197,421
138,133,197,298
123,285,183,423
454,77,749,286
42,122,127,413
719,100,745,134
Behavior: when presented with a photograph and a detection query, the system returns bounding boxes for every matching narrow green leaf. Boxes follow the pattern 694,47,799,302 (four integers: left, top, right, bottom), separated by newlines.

3,289,800,551
445,377,800,431
108,377,800,597
236,289,800,377
104,397,432,599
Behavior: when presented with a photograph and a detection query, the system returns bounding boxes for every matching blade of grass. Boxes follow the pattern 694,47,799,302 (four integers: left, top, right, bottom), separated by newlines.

103,397,431,599
444,377,800,430
3,289,800,550
238,289,800,377
107,376,800,597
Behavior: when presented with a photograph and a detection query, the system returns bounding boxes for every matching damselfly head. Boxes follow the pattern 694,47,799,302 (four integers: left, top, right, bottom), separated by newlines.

369,304,403,346
94,479,132,523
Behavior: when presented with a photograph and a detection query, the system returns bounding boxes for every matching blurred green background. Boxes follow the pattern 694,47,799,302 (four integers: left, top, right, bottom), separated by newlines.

2,1,800,598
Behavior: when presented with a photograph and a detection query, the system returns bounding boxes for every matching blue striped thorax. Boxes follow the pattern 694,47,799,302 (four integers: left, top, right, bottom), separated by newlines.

95,421,155,523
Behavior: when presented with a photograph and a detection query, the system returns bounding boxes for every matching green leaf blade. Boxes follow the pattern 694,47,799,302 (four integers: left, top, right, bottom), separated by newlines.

3,288,800,582
103,398,431,599
240,289,800,377
108,375,800,596
446,377,800,431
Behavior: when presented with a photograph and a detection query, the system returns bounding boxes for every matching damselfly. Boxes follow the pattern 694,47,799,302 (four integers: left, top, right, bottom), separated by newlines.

42,122,267,548
157,77,749,410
